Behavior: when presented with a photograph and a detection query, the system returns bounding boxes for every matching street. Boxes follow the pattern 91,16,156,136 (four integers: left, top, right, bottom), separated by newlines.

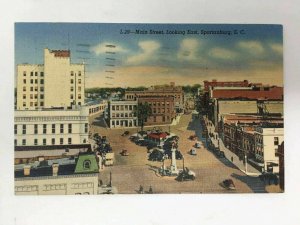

90,113,276,193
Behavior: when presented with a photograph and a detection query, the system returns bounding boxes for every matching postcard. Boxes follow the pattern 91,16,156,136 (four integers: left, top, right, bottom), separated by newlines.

14,23,283,195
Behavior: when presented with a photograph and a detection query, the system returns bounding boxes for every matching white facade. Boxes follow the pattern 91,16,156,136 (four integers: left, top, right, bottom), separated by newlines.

87,100,107,116
16,48,85,110
15,173,98,195
254,127,284,173
109,101,138,128
14,107,89,146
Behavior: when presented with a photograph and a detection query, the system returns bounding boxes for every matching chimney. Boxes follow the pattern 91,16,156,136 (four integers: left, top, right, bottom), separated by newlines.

23,165,31,176
52,163,59,176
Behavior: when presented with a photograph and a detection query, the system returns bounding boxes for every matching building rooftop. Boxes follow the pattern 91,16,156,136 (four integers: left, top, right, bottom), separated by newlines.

15,153,99,179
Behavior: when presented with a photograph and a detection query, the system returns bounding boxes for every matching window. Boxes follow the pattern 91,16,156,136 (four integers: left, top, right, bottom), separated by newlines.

34,87,38,91
23,79,26,84
30,72,33,76
52,124,55,134
14,139,17,146
60,138,63,145
23,102,26,107
22,139,26,146
40,94,44,99
43,124,47,134
78,86,81,91
78,71,81,76
40,102,44,107
34,124,38,134
23,71,26,76
30,87,33,91
35,72,38,76
70,79,74,84
71,71,74,76
70,94,74,99
51,138,55,145
23,87,26,91
34,94,37,99
30,79,33,84
83,160,91,169
83,139,86,143
40,79,44,84
30,94,33,99
22,125,26,134
70,86,74,92
40,87,44,92
78,94,81,99
274,137,279,145
43,139,46,145
78,79,81,84
60,124,64,133
40,72,44,77
68,124,72,133
85,123,88,133
23,94,26,99
112,106,115,110
35,79,38,84
34,139,38,145
14,125,17,134
68,138,72,144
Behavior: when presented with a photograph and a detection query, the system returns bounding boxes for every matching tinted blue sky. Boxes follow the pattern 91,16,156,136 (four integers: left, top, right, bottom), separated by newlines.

15,23,283,88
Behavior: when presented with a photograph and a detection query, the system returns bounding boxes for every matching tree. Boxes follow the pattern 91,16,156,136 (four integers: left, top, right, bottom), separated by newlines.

134,102,152,132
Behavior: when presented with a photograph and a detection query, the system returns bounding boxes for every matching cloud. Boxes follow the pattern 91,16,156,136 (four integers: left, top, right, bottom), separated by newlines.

177,38,200,61
90,42,127,55
126,40,161,64
269,43,283,55
208,47,238,60
237,41,265,56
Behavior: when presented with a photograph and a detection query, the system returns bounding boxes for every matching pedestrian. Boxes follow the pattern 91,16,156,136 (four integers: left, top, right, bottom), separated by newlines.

149,186,153,194
139,185,144,194
231,156,233,162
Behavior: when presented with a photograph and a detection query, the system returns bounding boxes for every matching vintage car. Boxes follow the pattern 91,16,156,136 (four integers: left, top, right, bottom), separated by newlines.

190,148,197,155
120,149,129,156
222,179,236,190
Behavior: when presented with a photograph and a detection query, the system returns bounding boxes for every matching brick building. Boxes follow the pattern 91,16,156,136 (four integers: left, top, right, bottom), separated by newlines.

125,82,184,112
138,96,176,125
204,79,250,92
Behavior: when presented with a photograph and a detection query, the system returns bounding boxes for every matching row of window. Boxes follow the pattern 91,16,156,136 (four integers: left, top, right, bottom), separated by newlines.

111,113,136,118
23,79,44,84
70,79,82,84
111,105,137,111
23,71,44,77
15,137,83,146
15,116,87,122
70,71,82,76
23,94,44,99
70,94,82,100
22,86,44,92
22,101,43,107
15,123,88,135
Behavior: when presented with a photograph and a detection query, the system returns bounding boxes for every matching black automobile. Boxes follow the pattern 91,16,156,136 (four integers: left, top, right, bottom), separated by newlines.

222,179,236,190
121,131,130,136
135,139,149,146
176,168,196,182
148,149,164,161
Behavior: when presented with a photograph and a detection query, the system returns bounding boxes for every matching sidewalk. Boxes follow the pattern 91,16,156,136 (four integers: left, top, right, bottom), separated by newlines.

203,116,261,176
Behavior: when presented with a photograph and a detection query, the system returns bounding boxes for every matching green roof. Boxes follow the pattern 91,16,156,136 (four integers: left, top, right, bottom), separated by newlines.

74,154,99,174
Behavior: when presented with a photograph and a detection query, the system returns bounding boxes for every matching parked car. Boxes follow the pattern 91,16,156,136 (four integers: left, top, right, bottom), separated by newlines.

176,168,196,181
189,134,197,141
190,148,197,155
222,179,236,190
120,149,129,156
216,151,225,158
195,141,202,148
148,149,164,162
121,131,130,136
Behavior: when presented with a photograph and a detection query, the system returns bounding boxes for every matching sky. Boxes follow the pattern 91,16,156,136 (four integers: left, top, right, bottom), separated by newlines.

15,23,283,88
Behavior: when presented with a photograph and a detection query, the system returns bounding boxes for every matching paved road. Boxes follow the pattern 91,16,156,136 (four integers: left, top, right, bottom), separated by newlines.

89,112,277,193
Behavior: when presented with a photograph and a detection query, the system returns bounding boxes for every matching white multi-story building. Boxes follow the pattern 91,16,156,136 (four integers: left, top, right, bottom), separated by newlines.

14,106,89,147
16,48,85,110
108,101,138,128
254,126,284,173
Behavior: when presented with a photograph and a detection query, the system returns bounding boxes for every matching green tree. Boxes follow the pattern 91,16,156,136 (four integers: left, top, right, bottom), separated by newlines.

134,102,152,132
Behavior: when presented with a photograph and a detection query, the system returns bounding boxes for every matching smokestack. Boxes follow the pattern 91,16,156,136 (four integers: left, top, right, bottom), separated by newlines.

52,163,59,176
23,165,31,176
